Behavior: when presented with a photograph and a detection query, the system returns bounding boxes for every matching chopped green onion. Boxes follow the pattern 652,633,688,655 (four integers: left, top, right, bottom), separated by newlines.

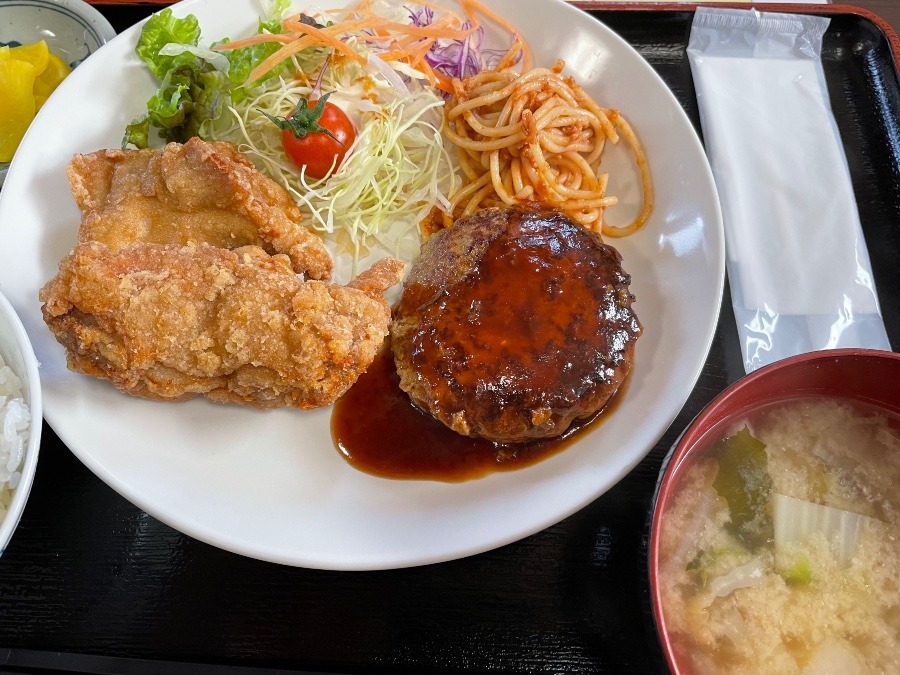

780,555,812,585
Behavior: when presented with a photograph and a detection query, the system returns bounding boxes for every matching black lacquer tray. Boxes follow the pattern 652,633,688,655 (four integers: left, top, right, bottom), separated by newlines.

1,4,897,673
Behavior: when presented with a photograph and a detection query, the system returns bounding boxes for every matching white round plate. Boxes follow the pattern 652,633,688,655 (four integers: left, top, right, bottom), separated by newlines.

0,0,723,569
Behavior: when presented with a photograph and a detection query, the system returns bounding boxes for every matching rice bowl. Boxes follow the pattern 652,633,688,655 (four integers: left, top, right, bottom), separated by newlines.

0,358,30,513
0,289,42,556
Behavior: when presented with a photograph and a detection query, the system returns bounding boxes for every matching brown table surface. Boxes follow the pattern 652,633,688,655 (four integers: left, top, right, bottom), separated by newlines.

822,1,895,29
2,2,899,674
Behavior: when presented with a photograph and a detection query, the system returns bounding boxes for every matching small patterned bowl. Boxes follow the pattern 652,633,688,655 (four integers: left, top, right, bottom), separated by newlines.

0,0,116,186
0,288,42,557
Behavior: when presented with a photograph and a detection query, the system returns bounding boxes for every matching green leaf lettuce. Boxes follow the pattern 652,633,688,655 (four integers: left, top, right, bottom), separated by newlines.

123,4,291,148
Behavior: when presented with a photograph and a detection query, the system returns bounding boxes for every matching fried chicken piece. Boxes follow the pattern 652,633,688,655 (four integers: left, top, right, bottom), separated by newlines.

39,242,404,409
67,137,333,280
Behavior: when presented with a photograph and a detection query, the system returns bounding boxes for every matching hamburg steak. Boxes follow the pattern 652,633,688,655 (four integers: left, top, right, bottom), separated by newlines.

390,206,641,444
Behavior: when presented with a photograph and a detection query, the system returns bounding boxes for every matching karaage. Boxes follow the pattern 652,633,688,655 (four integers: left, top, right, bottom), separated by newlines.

40,242,404,409
67,137,333,280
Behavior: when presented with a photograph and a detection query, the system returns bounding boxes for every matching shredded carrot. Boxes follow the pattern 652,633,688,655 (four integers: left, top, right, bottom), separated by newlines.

213,33,293,50
247,33,364,83
459,0,532,71
214,0,528,94
281,16,371,35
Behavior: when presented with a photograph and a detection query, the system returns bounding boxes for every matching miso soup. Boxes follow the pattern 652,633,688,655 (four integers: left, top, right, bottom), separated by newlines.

656,397,900,674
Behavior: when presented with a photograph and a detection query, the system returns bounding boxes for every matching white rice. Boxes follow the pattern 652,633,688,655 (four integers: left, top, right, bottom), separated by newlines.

0,353,30,521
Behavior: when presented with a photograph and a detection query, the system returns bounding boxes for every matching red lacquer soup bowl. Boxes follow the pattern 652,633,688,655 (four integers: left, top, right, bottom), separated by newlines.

649,348,900,674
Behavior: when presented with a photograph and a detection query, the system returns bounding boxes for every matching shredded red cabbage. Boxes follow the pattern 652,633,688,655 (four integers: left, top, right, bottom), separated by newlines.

406,5,508,81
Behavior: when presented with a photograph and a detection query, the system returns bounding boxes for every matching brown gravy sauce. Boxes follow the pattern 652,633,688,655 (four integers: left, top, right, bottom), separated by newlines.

331,346,627,482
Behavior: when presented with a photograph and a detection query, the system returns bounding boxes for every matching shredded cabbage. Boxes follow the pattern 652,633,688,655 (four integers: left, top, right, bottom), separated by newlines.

221,55,457,273
299,93,454,258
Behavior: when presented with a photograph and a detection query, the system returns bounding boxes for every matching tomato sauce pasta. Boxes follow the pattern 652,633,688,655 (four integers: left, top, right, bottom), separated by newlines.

444,59,653,237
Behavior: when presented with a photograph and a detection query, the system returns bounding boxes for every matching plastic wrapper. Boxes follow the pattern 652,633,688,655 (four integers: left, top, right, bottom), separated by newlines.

687,7,891,372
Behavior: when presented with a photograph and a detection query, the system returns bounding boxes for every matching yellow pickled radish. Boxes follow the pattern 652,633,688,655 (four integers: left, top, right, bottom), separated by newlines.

0,58,38,162
33,53,71,104
0,41,71,162
38,52,72,89
33,76,53,97
7,40,50,75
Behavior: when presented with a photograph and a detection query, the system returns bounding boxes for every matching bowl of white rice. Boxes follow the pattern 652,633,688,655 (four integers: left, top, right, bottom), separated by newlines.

0,288,41,556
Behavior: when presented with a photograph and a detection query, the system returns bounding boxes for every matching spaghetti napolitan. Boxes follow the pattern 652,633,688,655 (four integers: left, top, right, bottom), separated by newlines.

444,59,653,237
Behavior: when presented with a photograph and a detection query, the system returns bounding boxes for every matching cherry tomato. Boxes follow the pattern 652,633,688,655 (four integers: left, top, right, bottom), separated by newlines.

266,94,356,180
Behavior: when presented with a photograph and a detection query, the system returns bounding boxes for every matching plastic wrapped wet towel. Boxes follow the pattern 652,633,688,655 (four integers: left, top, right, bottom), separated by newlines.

688,7,891,372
